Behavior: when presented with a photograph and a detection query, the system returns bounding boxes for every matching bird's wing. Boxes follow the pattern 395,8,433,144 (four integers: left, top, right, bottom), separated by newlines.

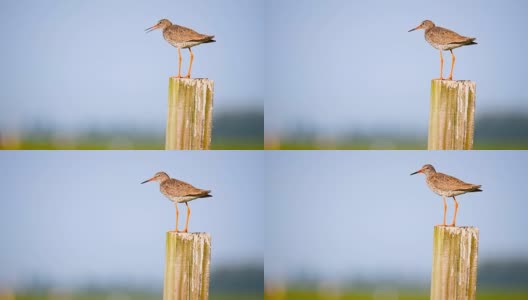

431,173,480,191
430,27,474,44
163,179,211,197
166,25,214,43
431,173,481,192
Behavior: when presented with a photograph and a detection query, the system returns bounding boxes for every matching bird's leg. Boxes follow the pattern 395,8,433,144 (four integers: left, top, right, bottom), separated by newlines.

436,197,447,226
185,48,194,79
177,47,183,78
434,51,444,80
171,203,180,232
182,202,191,233
442,196,447,226
448,50,456,80
449,196,459,226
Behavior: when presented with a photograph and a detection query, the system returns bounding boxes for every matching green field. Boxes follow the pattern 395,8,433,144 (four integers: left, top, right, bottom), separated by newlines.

3,136,527,150
265,290,528,300
0,138,264,150
10,292,263,300
266,139,528,150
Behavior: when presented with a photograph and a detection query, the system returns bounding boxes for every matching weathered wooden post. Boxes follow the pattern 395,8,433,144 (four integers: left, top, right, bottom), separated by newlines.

428,80,476,150
430,226,479,300
165,78,214,150
164,232,211,300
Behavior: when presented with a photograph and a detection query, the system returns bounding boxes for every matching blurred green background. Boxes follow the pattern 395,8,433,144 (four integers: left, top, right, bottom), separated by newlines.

0,109,264,150
265,112,528,150
0,265,263,300
265,258,528,300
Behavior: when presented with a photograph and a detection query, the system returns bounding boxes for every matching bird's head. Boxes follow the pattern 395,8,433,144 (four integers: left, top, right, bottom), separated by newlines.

410,164,436,176
141,171,170,184
145,19,172,33
408,20,435,32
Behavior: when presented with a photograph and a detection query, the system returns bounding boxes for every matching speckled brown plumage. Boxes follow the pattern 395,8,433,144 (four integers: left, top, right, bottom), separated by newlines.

409,20,477,80
425,171,481,197
411,164,481,226
159,177,212,203
162,23,215,48
146,19,215,78
141,171,211,232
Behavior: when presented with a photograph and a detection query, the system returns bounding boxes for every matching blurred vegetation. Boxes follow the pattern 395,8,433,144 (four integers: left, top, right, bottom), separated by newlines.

0,110,263,150
4,292,262,300
266,111,528,150
264,290,528,300
211,265,263,293
478,258,528,290
0,265,263,300
264,258,528,300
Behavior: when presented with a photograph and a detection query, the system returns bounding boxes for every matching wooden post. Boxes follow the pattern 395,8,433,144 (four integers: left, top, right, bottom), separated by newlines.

430,226,479,300
165,78,214,150
428,80,476,150
164,232,211,300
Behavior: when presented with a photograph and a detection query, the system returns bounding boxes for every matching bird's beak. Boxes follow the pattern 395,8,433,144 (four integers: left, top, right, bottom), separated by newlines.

141,177,155,184
145,24,159,33
408,26,419,32
410,169,423,176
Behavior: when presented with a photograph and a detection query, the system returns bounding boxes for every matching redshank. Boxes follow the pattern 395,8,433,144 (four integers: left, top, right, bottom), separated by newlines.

411,164,481,226
409,20,477,80
141,171,212,232
145,19,215,78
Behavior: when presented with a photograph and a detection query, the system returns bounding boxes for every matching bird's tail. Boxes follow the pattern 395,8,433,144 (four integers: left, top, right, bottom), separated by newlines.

470,185,482,192
200,190,213,198
201,35,215,43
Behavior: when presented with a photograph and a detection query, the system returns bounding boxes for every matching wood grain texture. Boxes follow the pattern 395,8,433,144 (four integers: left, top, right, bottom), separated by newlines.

165,78,214,150
428,80,476,150
430,226,479,300
163,232,211,300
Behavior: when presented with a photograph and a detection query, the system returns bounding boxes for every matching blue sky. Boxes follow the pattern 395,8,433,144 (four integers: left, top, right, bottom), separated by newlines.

0,0,264,132
0,151,263,288
265,0,528,134
265,151,528,282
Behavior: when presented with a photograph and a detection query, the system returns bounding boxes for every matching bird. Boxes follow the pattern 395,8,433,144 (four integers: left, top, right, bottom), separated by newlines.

411,164,481,226
145,19,215,78
409,20,477,80
141,171,212,233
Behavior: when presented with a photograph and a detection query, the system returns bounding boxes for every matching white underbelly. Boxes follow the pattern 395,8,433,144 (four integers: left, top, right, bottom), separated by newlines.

426,39,460,51
167,40,203,49
166,195,199,203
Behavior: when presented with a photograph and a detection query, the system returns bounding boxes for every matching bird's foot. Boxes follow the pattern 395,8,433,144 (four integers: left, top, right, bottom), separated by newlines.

435,223,447,227
433,77,445,81
169,229,180,233
181,229,188,233
447,223,456,227
446,77,453,80
184,74,191,79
